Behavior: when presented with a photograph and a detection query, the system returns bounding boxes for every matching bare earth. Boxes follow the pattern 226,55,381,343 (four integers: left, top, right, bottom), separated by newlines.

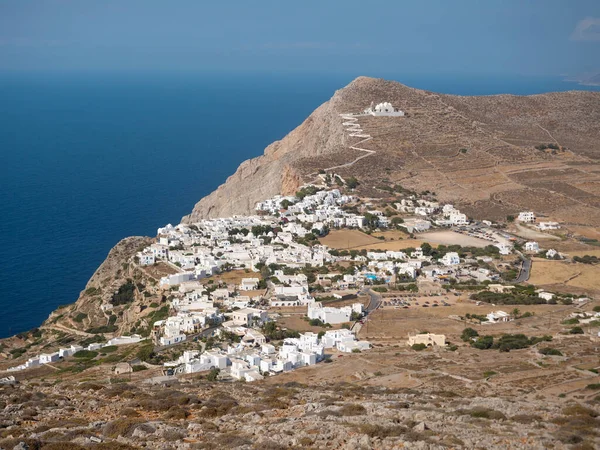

417,230,491,247
528,259,600,291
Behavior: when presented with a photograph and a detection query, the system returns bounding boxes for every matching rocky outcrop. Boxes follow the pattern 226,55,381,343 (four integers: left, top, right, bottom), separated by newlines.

43,236,153,334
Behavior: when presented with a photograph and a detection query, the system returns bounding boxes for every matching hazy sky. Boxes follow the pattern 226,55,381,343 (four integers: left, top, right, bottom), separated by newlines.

1,0,599,75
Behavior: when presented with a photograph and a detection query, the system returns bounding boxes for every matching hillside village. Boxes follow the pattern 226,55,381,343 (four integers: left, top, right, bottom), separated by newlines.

8,174,597,382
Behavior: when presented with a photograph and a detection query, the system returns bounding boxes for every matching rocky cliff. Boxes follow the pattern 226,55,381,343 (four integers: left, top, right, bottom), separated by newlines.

181,82,349,221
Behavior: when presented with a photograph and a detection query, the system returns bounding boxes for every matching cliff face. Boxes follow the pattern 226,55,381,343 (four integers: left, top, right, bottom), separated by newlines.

181,95,345,221
182,76,391,222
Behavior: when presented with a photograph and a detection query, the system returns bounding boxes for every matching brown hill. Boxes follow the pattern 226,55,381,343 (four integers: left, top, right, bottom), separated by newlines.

184,76,600,226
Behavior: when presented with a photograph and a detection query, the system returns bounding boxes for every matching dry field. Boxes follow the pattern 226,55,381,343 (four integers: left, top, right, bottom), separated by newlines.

319,229,380,249
509,223,562,241
274,314,347,333
567,249,600,257
417,230,491,247
203,269,261,286
528,260,600,291
358,301,573,344
355,239,429,251
371,230,410,240
320,229,428,251
141,262,179,279
567,225,600,240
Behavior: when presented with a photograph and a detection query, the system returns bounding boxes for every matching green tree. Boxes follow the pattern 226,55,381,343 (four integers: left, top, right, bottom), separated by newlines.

461,328,479,342
346,177,359,189
136,344,155,362
420,242,433,256
206,368,220,382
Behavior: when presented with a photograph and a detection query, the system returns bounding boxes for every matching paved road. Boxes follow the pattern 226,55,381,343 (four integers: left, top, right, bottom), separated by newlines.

361,288,382,313
515,251,532,283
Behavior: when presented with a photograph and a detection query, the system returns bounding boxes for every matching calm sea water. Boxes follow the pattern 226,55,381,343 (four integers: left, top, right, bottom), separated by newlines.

1,71,598,337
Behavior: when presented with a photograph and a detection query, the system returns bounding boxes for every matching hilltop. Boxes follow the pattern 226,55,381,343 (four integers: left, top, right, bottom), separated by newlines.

184,76,600,226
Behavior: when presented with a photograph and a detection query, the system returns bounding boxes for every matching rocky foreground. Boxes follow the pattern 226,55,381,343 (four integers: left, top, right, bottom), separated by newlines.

1,375,598,449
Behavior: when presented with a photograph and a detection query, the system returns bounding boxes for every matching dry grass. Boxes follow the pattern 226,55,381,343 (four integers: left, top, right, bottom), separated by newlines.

417,230,491,248
529,260,600,290
319,229,381,249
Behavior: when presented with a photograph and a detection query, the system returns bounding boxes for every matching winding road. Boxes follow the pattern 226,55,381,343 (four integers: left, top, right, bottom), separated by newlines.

324,114,375,171
514,251,532,283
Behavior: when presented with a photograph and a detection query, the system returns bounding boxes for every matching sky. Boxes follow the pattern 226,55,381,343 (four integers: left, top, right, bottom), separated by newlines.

1,0,599,76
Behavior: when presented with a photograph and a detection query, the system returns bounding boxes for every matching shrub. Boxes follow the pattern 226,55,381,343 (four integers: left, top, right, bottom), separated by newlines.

569,327,584,335
198,395,238,417
461,328,479,341
73,350,98,359
136,344,155,362
562,404,598,418
463,407,506,420
103,418,142,438
163,406,189,420
471,335,494,350
585,384,600,390
562,318,580,325
101,345,118,353
73,313,88,323
539,347,563,356
339,403,366,416
411,343,427,351
110,280,136,306
206,368,220,382
132,365,147,372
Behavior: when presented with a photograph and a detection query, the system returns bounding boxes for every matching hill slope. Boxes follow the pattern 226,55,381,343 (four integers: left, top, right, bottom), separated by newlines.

184,76,600,226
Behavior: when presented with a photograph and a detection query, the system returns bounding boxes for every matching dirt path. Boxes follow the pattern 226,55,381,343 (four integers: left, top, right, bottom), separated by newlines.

41,324,93,337
325,114,375,171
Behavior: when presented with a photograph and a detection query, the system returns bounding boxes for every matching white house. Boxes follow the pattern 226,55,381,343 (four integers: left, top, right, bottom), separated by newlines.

136,251,155,266
486,310,511,323
537,222,560,231
159,334,186,346
524,241,540,253
239,278,260,291
449,212,469,226
538,291,555,302
307,302,362,325
440,252,460,266
39,353,60,364
518,212,536,223
231,308,268,327
495,243,512,255
366,101,405,117
403,219,431,233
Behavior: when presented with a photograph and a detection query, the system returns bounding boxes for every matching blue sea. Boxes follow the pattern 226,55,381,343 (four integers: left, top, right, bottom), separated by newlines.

1,71,598,338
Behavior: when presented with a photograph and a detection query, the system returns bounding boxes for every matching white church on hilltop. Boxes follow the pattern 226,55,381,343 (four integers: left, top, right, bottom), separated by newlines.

365,101,405,117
